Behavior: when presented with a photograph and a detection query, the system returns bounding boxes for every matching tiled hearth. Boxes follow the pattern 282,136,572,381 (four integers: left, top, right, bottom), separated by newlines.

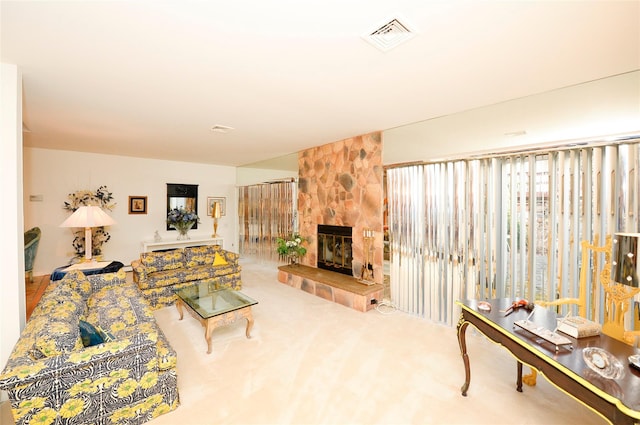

278,264,384,312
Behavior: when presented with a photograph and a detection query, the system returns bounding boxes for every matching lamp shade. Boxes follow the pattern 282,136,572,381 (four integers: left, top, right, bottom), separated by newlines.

612,232,640,288
212,202,222,219
60,206,116,228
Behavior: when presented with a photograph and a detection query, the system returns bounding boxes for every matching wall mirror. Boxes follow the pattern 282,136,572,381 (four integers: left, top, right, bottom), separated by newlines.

166,183,198,230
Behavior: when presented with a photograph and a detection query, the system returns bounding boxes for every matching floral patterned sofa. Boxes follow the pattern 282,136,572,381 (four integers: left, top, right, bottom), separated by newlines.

131,244,242,309
0,269,179,425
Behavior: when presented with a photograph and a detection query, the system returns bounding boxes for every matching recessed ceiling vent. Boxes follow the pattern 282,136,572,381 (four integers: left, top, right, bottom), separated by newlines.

210,125,234,134
363,16,416,52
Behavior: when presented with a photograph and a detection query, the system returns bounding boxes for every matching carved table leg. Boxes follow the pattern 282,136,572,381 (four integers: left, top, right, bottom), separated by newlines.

176,299,184,320
245,309,254,338
457,313,471,396
516,361,523,392
204,319,214,354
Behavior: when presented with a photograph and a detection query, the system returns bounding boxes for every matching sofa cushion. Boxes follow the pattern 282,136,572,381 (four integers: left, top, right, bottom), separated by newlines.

86,283,155,337
184,245,219,267
87,268,127,290
30,315,83,358
57,269,93,301
140,250,185,273
184,263,240,282
138,269,186,290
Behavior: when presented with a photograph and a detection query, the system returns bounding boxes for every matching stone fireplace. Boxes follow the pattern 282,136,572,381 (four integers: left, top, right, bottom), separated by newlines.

298,132,383,284
317,225,353,276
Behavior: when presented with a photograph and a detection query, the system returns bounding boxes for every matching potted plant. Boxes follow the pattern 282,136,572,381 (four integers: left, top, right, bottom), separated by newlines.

276,233,307,265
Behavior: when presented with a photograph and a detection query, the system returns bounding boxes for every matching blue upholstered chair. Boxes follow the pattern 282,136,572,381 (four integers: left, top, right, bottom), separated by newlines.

24,227,41,282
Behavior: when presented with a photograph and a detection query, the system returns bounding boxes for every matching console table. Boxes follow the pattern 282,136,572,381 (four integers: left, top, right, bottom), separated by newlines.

142,237,223,252
457,299,640,424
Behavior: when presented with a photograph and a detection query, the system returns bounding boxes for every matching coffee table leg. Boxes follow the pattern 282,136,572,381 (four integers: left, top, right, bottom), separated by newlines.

205,320,214,354
245,309,254,338
176,299,184,320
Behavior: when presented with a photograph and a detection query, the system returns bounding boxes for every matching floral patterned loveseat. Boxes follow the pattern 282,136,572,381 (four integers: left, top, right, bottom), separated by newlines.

0,269,179,425
131,244,242,309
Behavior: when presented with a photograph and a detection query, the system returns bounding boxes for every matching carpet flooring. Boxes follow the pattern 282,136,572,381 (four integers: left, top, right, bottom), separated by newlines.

147,258,605,425
0,259,606,424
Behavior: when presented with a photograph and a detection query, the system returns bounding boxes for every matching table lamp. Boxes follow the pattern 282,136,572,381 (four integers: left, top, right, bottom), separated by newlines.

60,205,116,262
609,232,640,344
212,201,221,238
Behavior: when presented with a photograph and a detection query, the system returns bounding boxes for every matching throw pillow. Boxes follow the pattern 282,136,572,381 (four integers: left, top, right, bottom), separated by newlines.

96,325,116,342
213,252,228,266
79,320,104,347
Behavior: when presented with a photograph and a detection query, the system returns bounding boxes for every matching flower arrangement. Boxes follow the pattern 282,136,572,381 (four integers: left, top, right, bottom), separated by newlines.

62,185,116,258
276,233,307,263
167,207,200,237
63,185,115,212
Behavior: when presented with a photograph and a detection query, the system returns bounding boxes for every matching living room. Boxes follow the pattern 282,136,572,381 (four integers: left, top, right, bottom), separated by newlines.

2,2,640,424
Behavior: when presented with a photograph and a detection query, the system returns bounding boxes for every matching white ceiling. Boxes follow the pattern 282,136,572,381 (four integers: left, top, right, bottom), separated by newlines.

2,1,639,167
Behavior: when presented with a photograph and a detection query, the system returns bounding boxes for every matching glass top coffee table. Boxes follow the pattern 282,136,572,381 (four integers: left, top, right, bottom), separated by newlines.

174,283,258,354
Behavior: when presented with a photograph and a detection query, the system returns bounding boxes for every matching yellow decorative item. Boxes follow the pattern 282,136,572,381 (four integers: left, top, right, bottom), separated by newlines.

606,233,640,345
213,252,228,266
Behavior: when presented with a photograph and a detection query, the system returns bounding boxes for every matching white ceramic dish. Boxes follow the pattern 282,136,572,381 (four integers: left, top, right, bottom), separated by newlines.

629,354,640,371
583,347,625,379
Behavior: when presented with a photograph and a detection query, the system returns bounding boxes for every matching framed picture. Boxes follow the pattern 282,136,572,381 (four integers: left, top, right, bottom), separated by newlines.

207,197,226,216
128,196,147,214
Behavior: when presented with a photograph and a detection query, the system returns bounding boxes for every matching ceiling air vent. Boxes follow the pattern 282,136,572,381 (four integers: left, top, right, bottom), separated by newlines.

210,125,234,134
363,16,416,52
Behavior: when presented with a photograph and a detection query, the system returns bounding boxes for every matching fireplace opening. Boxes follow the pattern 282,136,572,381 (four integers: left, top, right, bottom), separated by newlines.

317,225,353,276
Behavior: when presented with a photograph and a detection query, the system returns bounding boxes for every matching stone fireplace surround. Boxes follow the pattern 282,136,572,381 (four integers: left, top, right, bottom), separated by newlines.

297,132,383,283
277,132,385,312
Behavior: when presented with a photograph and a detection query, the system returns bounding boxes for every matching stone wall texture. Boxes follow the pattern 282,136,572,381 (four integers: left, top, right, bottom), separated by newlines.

298,132,384,284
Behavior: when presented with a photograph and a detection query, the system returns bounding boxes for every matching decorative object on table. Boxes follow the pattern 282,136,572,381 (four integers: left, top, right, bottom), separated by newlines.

276,233,307,265
359,228,375,285
60,206,116,262
629,354,640,371
207,196,226,216
128,196,147,214
607,232,640,344
582,347,625,379
211,201,222,237
166,207,200,240
556,315,602,338
154,230,162,242
501,299,534,316
477,301,491,312
63,185,115,259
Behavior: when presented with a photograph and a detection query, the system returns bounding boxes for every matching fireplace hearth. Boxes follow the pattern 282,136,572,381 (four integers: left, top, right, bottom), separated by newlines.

317,225,353,276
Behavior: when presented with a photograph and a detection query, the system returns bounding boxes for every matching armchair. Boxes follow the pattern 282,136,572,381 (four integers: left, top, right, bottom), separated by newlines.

24,227,41,282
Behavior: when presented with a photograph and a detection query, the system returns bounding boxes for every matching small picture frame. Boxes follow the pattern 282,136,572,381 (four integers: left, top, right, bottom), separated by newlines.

207,197,226,216
128,196,147,214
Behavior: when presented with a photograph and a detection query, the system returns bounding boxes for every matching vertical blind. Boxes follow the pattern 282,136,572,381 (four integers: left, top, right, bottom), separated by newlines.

388,139,640,327
238,180,297,262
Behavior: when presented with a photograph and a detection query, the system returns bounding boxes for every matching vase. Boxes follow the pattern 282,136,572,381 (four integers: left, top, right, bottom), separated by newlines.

288,255,299,266
173,222,195,240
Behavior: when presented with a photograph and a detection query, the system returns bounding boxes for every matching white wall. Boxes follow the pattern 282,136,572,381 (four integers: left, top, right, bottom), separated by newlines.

23,148,238,274
1,63,25,400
